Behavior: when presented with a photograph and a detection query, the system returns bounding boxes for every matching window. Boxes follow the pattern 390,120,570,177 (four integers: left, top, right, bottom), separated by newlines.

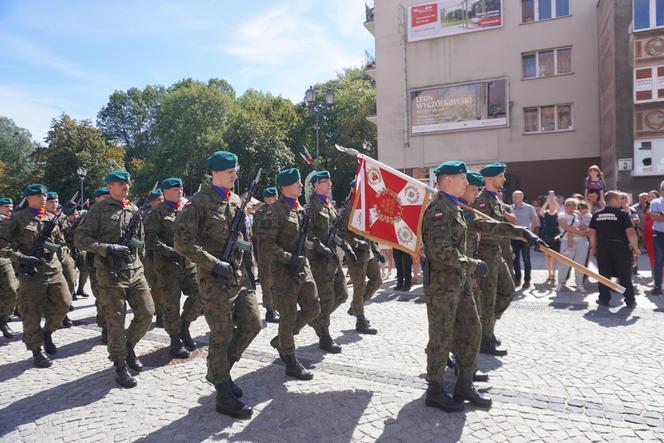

634,0,664,31
521,0,570,23
523,104,574,133
522,47,573,78
634,139,664,175
634,65,664,103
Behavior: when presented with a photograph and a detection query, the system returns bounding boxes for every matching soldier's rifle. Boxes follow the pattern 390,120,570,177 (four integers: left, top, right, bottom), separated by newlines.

19,191,78,277
323,193,351,253
220,168,262,288
291,204,313,283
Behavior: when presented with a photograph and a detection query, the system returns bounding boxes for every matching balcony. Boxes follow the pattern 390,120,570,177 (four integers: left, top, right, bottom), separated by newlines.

364,1,374,35
364,48,376,80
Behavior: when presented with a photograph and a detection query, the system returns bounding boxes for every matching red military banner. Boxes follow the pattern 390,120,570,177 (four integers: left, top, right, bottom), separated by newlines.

348,155,433,255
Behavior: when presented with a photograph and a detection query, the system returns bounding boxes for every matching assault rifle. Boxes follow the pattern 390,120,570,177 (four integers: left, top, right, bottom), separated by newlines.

323,193,350,251
110,182,158,277
220,169,262,287
20,191,78,277
291,204,313,283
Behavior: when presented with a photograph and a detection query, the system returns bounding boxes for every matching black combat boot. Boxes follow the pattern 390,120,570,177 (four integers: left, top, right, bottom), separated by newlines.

62,315,73,328
270,335,286,363
454,372,492,408
114,359,137,388
284,354,314,380
425,381,464,412
447,354,456,369
347,307,354,316
228,360,243,398
179,322,197,351
155,312,163,328
1,316,15,338
492,333,502,347
265,308,279,323
169,336,190,359
319,328,342,354
480,337,507,356
126,344,143,372
42,328,57,355
100,327,108,344
473,370,489,382
76,288,90,298
215,381,252,419
355,315,377,334
32,348,52,368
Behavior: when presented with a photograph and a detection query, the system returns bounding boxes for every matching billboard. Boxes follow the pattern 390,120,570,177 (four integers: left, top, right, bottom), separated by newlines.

408,0,503,42
410,78,508,134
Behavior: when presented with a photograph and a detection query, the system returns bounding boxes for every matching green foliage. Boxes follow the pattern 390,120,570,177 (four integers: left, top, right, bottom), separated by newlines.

0,117,37,199
38,114,125,201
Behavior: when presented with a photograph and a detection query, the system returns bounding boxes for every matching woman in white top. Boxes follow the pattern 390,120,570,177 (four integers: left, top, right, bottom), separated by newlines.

556,198,590,292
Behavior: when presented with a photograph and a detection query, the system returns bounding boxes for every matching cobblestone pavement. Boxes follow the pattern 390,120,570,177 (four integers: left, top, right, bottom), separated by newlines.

1,252,663,442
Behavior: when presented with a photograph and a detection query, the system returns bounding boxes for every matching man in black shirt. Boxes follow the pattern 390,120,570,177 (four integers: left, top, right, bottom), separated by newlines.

589,191,640,307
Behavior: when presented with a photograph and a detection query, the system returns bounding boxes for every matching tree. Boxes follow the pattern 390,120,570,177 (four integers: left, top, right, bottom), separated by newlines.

0,117,37,199
37,114,125,201
97,85,166,161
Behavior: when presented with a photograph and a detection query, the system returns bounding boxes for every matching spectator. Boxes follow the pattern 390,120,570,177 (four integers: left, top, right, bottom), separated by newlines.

621,193,641,274
589,191,639,307
648,181,664,295
510,190,539,289
643,195,656,271
631,192,648,232
531,199,543,235
584,165,606,203
556,198,590,293
586,189,605,213
378,243,393,279
539,192,561,283
393,248,412,292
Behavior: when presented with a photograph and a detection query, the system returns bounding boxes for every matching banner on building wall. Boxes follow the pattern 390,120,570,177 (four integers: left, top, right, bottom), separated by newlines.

410,78,508,134
408,0,503,42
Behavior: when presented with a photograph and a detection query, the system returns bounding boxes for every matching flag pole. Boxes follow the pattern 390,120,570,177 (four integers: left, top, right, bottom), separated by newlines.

335,144,626,295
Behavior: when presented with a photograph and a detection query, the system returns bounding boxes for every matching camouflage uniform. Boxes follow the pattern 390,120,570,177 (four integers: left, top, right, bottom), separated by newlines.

142,224,163,321
145,202,201,338
306,195,348,342
252,204,274,311
0,209,71,351
254,196,320,356
57,217,77,296
473,189,516,344
500,203,515,278
63,216,89,295
174,186,260,385
75,212,105,328
0,213,18,325
422,193,482,385
75,198,155,362
338,208,382,319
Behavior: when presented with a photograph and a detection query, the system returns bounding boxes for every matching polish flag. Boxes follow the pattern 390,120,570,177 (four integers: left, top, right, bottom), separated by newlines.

299,146,314,165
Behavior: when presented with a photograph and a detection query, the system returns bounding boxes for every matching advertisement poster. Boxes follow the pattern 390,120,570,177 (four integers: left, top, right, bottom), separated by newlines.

410,78,508,134
408,0,503,42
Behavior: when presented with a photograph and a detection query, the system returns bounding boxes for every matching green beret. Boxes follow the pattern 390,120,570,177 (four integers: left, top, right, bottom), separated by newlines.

0,197,12,205
104,171,131,183
22,183,48,197
262,187,278,198
206,151,238,171
94,187,110,198
46,192,59,201
311,170,331,184
480,162,507,177
149,188,163,201
277,168,301,187
161,177,183,189
466,171,485,187
433,161,467,176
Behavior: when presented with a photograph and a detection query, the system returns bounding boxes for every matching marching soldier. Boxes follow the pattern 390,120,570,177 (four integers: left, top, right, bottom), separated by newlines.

306,170,350,353
63,207,90,300
145,177,201,359
0,184,72,368
75,172,155,388
174,151,261,419
473,163,517,355
0,197,18,339
254,168,320,380
422,162,491,412
252,186,279,323
143,188,165,327
46,192,75,328
83,187,112,343
458,172,542,378
339,179,382,334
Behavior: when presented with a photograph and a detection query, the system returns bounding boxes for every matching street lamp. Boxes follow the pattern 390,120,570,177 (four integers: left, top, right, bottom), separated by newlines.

76,167,87,207
304,86,335,162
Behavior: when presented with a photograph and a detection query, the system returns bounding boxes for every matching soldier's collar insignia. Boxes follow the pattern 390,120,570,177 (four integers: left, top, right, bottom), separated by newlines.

434,211,443,220
479,203,487,209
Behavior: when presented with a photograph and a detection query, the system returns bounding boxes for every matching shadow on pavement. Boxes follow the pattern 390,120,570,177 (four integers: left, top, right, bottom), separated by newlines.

377,393,466,443
0,365,116,436
582,306,640,327
0,335,99,385
135,364,373,443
